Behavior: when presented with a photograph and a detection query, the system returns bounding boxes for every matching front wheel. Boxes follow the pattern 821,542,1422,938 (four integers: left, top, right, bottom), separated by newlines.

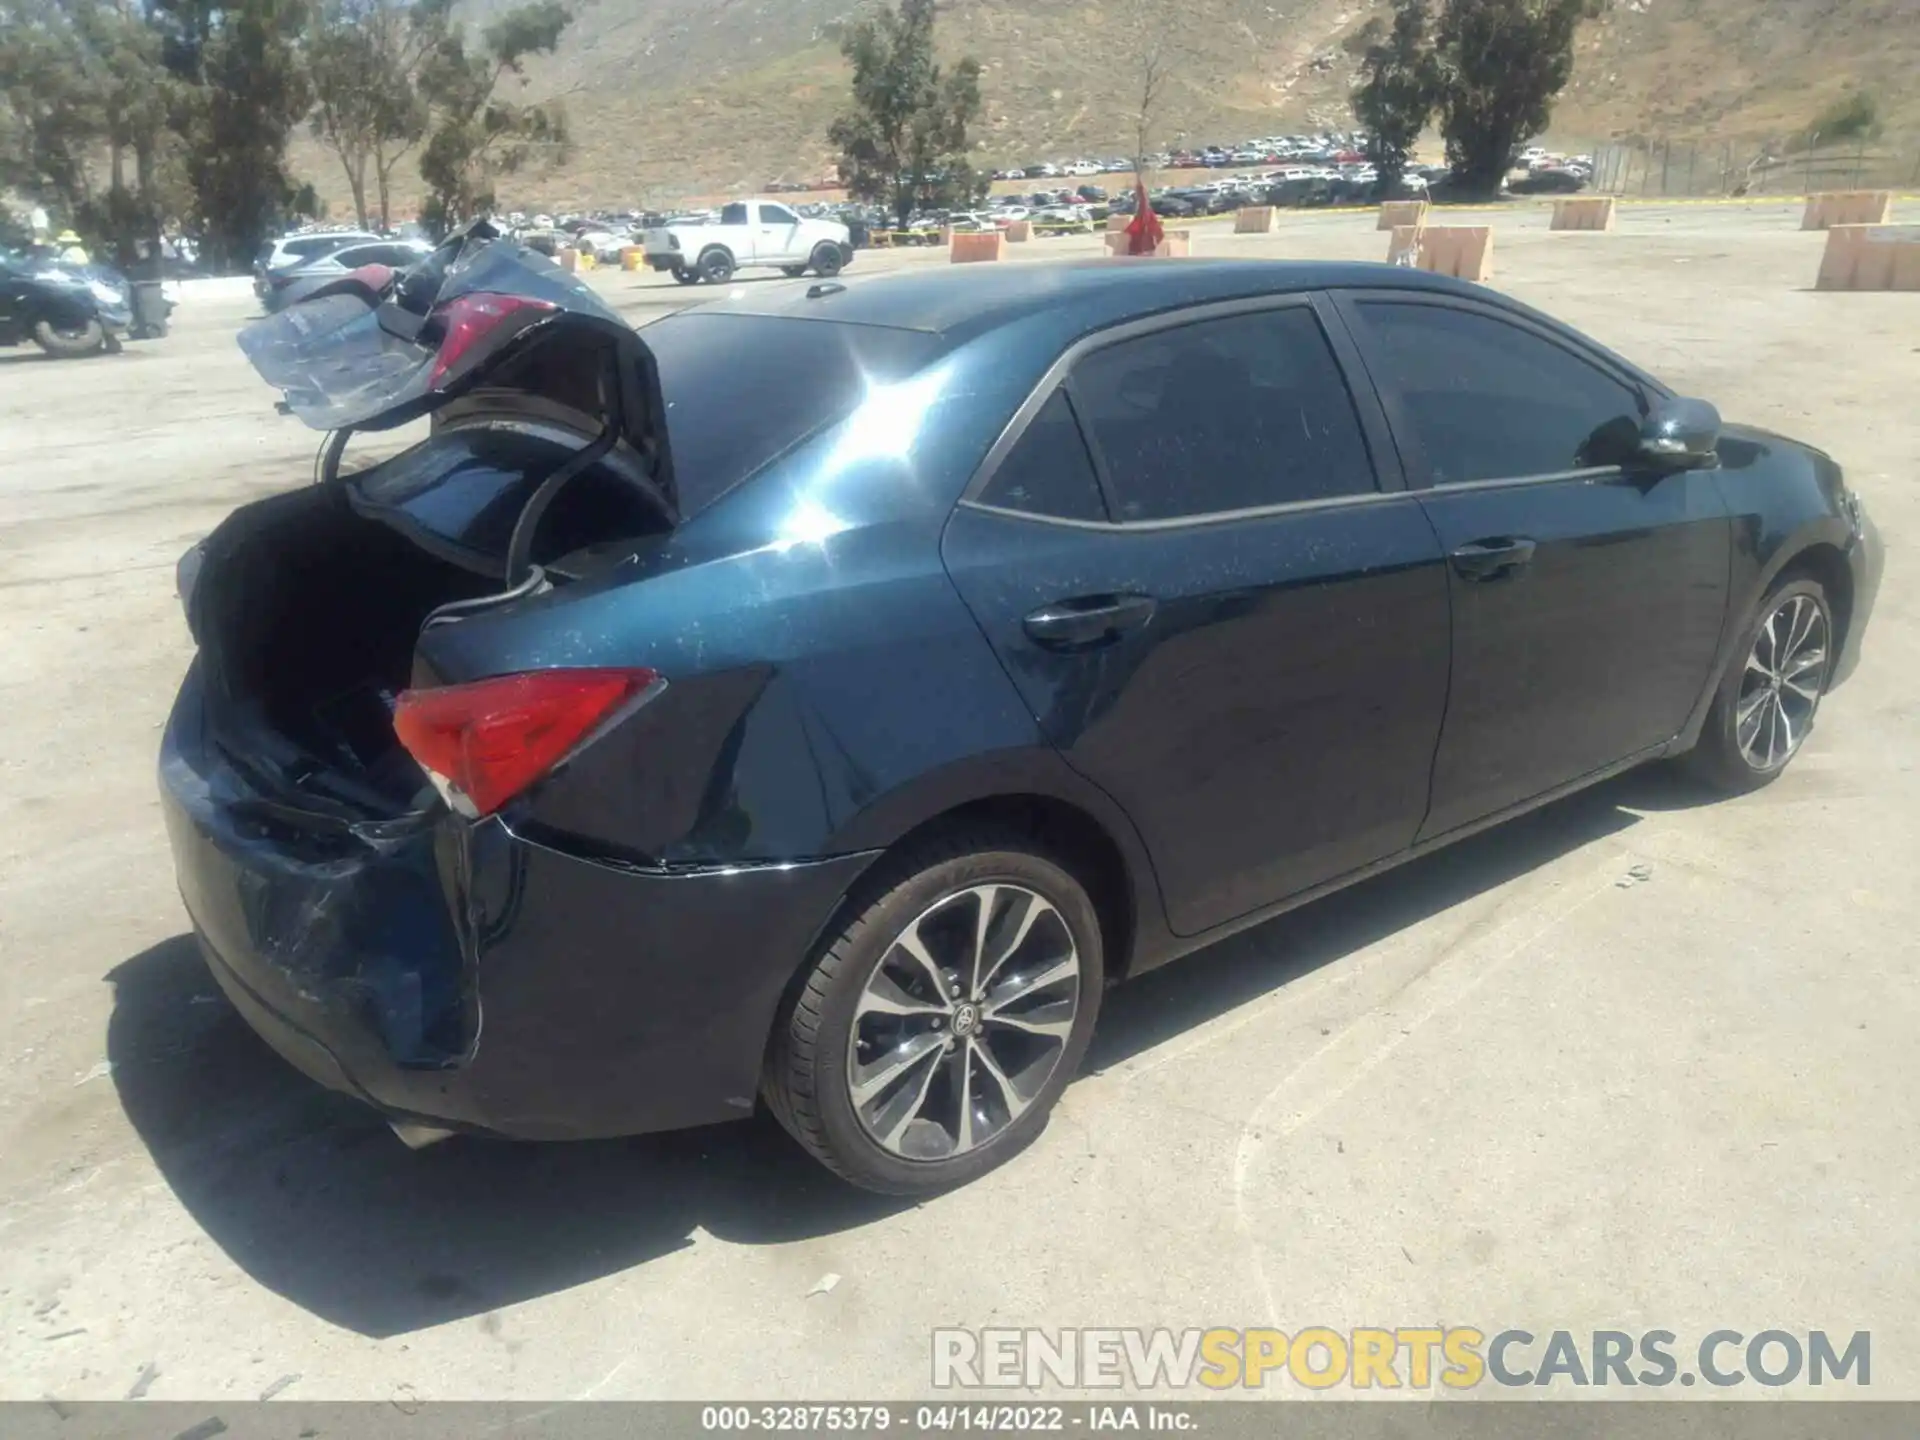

781,265,808,278
809,243,845,278
32,317,107,358
1682,576,1832,792
763,830,1103,1194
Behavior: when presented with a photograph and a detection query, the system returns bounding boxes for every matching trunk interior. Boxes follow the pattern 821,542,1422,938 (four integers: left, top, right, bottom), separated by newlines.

191,483,497,817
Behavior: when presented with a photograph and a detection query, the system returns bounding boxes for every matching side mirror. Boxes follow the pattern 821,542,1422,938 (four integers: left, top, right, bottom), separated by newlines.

1638,397,1722,471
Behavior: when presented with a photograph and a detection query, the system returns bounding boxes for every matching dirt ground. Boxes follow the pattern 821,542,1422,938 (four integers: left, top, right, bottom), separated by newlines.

1,201,1916,1403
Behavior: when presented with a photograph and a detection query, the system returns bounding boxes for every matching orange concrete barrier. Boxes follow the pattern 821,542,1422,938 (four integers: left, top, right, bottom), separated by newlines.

950,230,1008,264
1407,225,1494,281
1107,214,1131,232
620,246,644,271
1815,224,1920,290
1005,220,1032,243
1386,223,1424,266
1235,206,1277,234
1378,199,1430,232
1550,196,1617,232
1803,191,1895,230
558,247,581,273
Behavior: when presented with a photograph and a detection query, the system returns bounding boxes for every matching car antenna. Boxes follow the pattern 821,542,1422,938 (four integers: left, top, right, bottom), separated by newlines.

806,282,846,300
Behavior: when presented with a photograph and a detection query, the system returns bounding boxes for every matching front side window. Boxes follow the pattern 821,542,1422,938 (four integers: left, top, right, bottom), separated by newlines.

758,204,798,225
1068,307,1376,522
1355,301,1645,484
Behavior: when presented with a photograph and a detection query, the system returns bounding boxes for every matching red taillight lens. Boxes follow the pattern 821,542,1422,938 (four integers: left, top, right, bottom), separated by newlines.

392,668,661,817
428,292,557,386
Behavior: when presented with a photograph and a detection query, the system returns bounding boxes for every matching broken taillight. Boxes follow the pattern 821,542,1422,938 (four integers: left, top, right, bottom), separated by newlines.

392,667,662,817
427,292,557,386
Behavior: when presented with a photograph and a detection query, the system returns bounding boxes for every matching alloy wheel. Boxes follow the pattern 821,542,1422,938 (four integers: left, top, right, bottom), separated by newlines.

847,883,1081,1162
1737,593,1828,772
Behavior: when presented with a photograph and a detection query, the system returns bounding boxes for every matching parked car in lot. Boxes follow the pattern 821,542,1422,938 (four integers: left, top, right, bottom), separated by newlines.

254,229,380,300
1511,166,1591,195
261,238,433,313
166,241,1881,1195
645,199,853,283
0,246,133,356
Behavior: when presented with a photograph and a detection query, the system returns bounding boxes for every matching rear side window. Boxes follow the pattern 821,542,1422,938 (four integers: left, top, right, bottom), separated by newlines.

1070,306,1376,522
1355,302,1644,484
721,203,749,225
285,236,344,259
980,391,1108,522
640,313,944,515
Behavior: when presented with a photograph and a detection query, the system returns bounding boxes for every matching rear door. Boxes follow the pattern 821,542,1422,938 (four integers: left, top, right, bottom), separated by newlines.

1333,292,1731,837
942,297,1452,938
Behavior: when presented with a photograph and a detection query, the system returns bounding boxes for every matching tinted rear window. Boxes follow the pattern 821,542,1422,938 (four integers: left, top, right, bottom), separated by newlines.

641,313,943,515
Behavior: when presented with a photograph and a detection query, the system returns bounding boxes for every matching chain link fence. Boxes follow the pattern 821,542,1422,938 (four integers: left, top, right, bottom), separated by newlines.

1576,134,1920,199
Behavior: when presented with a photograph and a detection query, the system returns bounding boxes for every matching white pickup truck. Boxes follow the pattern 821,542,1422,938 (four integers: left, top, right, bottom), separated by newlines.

644,200,854,285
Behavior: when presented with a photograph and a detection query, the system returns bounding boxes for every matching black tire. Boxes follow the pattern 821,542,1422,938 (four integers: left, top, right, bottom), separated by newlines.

697,246,735,284
781,265,808,278
1681,575,1832,793
31,317,106,358
809,243,845,278
670,263,700,285
763,827,1104,1195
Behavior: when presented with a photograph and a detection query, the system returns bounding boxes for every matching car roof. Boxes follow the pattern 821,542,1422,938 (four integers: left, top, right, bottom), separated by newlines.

692,259,1483,340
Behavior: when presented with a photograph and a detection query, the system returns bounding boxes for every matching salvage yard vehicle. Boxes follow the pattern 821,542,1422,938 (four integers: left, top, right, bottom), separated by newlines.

261,238,434,313
643,199,854,284
253,229,380,301
161,233,1882,1195
0,247,132,356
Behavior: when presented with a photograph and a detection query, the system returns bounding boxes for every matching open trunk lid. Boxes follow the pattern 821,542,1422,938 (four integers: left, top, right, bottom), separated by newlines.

237,222,677,529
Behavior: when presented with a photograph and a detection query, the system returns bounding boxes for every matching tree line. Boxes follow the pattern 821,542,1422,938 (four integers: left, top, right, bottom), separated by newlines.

0,0,576,270
1352,0,1607,199
829,0,1606,223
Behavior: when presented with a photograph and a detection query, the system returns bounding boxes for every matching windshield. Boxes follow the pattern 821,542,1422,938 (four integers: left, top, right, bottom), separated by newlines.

237,227,627,434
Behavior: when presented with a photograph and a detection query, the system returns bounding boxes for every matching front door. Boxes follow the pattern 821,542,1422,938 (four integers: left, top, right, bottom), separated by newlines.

1335,293,1731,838
756,203,803,263
943,298,1452,937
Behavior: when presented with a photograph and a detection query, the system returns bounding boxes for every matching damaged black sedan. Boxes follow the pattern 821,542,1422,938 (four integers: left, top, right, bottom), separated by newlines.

162,226,1880,1194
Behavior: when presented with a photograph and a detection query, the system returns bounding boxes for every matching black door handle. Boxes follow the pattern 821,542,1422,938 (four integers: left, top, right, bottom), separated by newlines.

1022,594,1157,651
1449,537,1537,582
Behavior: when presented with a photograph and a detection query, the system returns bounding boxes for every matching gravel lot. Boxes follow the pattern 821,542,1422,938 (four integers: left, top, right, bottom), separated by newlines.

1,201,1915,1402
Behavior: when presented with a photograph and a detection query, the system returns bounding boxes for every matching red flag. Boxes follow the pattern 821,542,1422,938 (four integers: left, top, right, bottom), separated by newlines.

1124,177,1163,256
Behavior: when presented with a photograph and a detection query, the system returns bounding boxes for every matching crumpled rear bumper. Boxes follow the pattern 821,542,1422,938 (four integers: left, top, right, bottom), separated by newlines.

159,665,877,1140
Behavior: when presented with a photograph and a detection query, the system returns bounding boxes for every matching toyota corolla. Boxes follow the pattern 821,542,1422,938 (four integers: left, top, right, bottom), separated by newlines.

161,226,1881,1193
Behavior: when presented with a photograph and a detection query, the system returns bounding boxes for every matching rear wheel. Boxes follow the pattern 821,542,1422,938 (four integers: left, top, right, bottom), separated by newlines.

781,265,808,278
31,316,107,358
763,829,1103,1194
1683,576,1832,792
697,246,735,284
670,263,699,285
